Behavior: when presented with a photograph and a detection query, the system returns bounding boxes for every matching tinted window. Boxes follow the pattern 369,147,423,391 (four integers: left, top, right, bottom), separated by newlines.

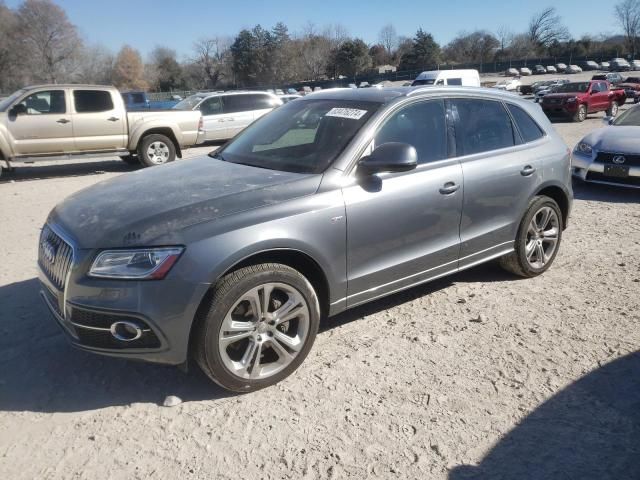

131,93,145,104
447,78,462,86
223,94,276,113
375,100,447,164
199,97,223,116
74,90,114,113
452,99,515,155
506,104,544,143
16,90,65,114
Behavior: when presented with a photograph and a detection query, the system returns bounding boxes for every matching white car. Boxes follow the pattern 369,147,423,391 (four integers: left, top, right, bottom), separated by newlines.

492,78,521,92
566,65,583,74
556,63,568,72
520,67,532,76
546,65,558,73
505,68,519,76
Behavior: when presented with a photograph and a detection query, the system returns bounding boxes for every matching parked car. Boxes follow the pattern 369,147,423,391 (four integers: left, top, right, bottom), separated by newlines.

592,72,624,85
412,69,480,87
274,89,284,95
121,91,181,110
610,58,631,72
286,88,298,94
173,91,282,143
0,84,201,172
572,103,640,188
492,78,521,92
313,86,323,92
37,86,573,391
546,65,558,73
617,76,640,103
358,82,370,88
520,67,532,76
533,65,547,74
505,68,520,76
599,61,610,70
348,83,357,89
541,80,626,122
279,94,302,104
631,60,640,71
534,82,565,102
299,86,313,95
566,65,583,74
520,80,548,95
556,63,568,72
579,60,599,71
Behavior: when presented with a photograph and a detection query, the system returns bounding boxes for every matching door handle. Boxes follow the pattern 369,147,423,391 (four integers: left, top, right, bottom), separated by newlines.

107,117,120,122
520,165,536,176
439,182,460,195
56,118,70,124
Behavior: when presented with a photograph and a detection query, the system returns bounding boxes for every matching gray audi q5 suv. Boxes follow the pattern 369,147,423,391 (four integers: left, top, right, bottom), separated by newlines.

39,87,572,392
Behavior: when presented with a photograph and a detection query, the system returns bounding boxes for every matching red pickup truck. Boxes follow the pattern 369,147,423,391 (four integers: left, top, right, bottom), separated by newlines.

541,80,627,122
617,76,640,104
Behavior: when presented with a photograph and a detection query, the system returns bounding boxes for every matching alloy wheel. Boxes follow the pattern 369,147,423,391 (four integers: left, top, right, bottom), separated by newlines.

146,141,170,164
525,206,559,269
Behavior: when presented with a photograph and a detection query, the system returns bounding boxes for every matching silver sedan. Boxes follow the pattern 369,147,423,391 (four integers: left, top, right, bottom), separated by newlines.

572,104,640,188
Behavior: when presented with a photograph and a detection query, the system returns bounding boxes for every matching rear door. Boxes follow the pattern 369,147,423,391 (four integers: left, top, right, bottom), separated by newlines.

198,96,227,141
452,98,544,267
221,94,259,138
7,89,74,155
252,93,280,121
71,89,127,151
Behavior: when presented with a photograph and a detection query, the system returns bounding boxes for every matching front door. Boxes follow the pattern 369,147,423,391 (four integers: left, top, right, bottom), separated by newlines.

71,89,127,151
7,89,74,155
198,96,227,141
343,99,463,307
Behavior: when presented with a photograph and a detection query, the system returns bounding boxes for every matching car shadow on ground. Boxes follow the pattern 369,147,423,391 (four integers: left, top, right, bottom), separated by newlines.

0,262,518,413
572,178,640,203
0,159,139,183
449,350,640,480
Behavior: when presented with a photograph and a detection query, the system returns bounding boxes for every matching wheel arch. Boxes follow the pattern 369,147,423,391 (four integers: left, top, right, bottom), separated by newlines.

535,183,571,229
133,127,182,158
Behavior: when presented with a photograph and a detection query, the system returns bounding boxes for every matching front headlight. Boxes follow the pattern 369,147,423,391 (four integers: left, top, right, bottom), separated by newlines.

89,247,184,279
574,142,593,155
566,97,577,103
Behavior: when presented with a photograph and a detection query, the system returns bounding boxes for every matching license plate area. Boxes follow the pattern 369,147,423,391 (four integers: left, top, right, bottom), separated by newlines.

604,164,630,178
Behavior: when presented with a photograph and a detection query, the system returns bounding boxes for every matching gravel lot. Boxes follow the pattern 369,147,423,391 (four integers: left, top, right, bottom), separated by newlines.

1,101,639,479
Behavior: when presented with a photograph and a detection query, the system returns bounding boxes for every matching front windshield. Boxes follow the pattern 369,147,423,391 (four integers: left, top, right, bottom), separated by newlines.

0,89,27,112
213,99,380,174
173,95,204,110
613,106,640,126
555,82,590,93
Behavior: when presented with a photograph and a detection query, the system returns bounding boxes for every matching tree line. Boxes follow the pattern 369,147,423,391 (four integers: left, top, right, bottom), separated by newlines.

1,0,639,93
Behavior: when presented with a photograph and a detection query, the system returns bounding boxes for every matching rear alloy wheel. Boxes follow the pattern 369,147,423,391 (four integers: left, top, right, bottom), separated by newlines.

573,104,587,122
606,102,618,117
499,196,563,278
195,263,320,392
137,134,176,167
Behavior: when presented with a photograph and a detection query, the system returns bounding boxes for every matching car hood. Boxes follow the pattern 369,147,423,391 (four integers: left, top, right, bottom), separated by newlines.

581,126,640,153
49,156,320,248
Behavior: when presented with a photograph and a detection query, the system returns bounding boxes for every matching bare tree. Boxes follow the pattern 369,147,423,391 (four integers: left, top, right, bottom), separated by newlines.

193,37,230,88
76,44,114,85
379,24,398,56
17,0,82,83
496,25,513,53
527,7,570,50
614,0,640,58
0,1,23,91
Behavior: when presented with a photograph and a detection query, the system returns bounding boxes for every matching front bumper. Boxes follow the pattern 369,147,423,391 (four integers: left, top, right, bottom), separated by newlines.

571,151,640,189
542,101,579,116
38,225,211,365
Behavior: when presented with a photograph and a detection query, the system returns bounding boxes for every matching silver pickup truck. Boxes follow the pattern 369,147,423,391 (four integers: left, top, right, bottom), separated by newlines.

0,84,201,174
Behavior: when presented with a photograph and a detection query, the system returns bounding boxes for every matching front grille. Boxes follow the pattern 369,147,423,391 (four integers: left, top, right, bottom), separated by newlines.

595,152,640,167
38,225,73,290
586,171,640,187
70,308,161,350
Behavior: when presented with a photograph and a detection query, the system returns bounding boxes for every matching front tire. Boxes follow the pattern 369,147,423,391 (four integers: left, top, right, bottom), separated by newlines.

137,134,176,167
606,102,619,117
194,263,320,392
573,104,587,122
499,196,563,278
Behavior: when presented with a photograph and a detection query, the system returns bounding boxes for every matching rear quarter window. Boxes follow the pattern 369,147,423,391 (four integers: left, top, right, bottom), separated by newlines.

506,104,544,143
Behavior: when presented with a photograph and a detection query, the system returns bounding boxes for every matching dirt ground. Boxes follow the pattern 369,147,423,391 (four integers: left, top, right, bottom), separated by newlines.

1,105,639,480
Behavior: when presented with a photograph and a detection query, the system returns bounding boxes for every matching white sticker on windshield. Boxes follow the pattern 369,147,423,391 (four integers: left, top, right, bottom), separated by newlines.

325,108,368,120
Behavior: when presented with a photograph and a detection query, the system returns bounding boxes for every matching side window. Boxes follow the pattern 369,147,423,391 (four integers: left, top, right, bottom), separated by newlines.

435,79,445,86
199,97,223,116
74,90,114,113
452,99,515,155
375,100,447,164
16,90,66,115
222,95,247,114
252,94,278,109
447,78,462,86
506,104,544,143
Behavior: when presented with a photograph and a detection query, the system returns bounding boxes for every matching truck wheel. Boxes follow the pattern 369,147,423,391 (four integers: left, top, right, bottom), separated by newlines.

606,102,619,117
121,154,140,165
137,134,176,167
573,104,587,122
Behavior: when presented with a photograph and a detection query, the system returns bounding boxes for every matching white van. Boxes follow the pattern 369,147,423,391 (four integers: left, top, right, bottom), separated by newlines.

411,69,480,87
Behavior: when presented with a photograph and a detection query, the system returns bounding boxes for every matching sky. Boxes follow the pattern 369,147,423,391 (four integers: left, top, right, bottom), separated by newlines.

6,0,620,59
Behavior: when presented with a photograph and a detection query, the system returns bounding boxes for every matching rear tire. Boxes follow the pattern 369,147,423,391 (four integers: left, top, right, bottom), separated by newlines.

573,104,587,122
137,134,176,167
499,195,563,278
194,263,320,392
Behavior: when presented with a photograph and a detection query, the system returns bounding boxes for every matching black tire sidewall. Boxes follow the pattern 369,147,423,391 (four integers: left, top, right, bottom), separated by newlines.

137,134,176,167
514,196,563,277
201,266,320,392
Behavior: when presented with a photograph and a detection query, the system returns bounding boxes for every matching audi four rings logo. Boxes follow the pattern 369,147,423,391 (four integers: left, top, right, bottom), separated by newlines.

42,240,57,264
612,155,626,164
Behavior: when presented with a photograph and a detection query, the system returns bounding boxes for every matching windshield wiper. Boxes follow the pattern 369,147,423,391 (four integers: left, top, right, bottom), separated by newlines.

209,151,226,161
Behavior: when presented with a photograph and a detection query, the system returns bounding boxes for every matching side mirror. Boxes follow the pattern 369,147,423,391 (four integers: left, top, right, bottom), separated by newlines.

358,142,418,176
9,104,27,117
